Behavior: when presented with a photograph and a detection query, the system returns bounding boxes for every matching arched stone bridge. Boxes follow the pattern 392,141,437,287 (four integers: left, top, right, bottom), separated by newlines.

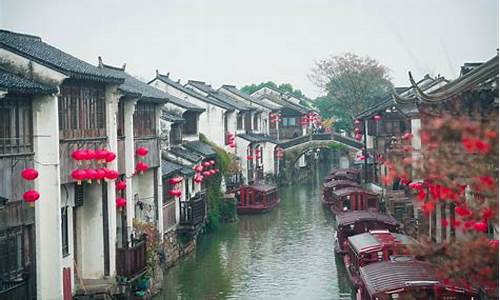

275,133,363,183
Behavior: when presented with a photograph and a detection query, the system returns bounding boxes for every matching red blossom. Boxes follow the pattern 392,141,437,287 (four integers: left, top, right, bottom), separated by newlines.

409,182,423,190
402,145,413,152
489,240,499,250
452,220,461,229
477,176,495,189
485,130,497,139
463,220,475,230
402,157,412,165
475,139,491,154
402,132,413,140
417,190,426,201
423,202,435,215
455,205,472,217
482,208,494,222
473,222,488,232
462,137,476,153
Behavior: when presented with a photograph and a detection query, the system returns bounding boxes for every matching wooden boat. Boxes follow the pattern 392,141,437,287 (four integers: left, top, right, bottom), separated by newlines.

237,183,280,214
321,180,361,207
334,211,400,255
343,230,416,288
357,261,479,300
324,168,361,183
329,187,379,215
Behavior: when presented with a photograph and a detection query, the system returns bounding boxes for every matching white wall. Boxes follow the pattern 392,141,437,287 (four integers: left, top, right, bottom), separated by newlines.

262,142,277,175
236,137,251,184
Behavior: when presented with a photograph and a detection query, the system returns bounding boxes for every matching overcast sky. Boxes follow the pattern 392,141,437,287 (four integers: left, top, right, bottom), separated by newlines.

1,0,498,98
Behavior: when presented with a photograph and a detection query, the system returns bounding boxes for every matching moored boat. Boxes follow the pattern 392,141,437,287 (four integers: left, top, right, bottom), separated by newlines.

237,183,280,214
321,180,361,207
334,211,400,255
343,230,416,288
357,261,479,300
329,187,379,215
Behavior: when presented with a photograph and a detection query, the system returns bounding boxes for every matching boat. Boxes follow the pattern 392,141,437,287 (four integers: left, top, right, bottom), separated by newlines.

237,183,280,214
357,261,479,300
343,230,416,288
334,211,400,255
321,180,361,207
329,187,379,215
324,168,361,183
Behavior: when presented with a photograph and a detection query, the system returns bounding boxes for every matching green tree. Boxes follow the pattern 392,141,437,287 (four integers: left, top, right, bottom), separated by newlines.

310,53,392,130
241,81,305,99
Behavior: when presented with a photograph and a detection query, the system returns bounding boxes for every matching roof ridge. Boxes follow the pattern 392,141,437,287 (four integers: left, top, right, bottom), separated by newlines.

0,29,41,41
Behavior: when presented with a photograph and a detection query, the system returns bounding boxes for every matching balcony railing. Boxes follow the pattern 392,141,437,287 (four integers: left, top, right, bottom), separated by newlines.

163,201,176,231
179,194,206,227
116,236,147,278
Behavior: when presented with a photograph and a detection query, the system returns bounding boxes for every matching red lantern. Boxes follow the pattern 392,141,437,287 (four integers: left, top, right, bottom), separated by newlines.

104,169,119,181
209,160,215,166
168,177,183,185
168,189,182,197
116,197,127,208
95,149,109,163
105,151,116,163
402,132,413,140
229,143,236,148
374,115,382,122
86,149,96,161
23,190,40,204
72,149,87,164
194,175,203,183
354,120,361,125
202,161,211,167
71,169,87,185
136,161,149,174
209,169,216,175
136,147,149,157
116,180,127,190
194,165,204,173
246,155,253,160
96,168,106,182
21,168,38,181
355,133,362,141
354,127,360,133
202,171,210,177
86,169,98,183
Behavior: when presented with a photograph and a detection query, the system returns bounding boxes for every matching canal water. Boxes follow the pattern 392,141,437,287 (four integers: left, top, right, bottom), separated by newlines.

154,164,353,300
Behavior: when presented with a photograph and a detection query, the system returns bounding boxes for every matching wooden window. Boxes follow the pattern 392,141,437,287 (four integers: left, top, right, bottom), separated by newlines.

117,101,125,137
134,102,156,137
237,113,243,130
253,114,259,131
0,97,33,155
0,228,23,281
61,207,69,256
169,124,183,145
182,111,198,135
58,81,106,139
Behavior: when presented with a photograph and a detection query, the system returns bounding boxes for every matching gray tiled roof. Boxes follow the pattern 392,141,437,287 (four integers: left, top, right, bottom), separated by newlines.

237,133,276,143
161,159,183,177
183,141,216,158
256,93,309,114
101,63,167,103
0,30,123,83
220,85,281,111
169,145,204,163
153,73,234,111
187,80,254,111
161,111,184,123
0,68,57,94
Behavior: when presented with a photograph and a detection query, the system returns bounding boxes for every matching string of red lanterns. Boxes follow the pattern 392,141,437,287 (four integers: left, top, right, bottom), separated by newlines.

21,167,40,206
226,132,236,148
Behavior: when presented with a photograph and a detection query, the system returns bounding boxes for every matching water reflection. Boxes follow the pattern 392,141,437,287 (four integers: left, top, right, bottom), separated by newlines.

155,164,354,300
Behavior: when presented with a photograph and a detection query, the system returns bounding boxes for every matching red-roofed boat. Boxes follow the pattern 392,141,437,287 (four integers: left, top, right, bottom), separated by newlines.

321,180,361,207
237,183,280,214
329,187,379,214
343,230,416,288
357,261,479,300
334,211,400,255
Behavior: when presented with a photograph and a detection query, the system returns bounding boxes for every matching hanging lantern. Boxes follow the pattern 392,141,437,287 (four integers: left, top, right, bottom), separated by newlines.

209,169,216,175
168,177,183,185
116,197,127,208
354,120,361,125
209,160,215,166
354,127,360,133
86,149,96,162
214,169,220,173
71,149,88,165
168,189,182,197
229,143,236,148
95,149,109,164
202,161,211,167
194,165,204,173
86,169,98,184
402,132,413,140
21,168,38,181
23,189,40,204
373,115,382,122
104,169,119,181
202,171,211,177
136,161,149,174
194,175,203,183
105,151,116,163
246,155,253,160
95,168,106,183
355,133,363,141
71,169,87,185
136,147,149,157
116,180,127,190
